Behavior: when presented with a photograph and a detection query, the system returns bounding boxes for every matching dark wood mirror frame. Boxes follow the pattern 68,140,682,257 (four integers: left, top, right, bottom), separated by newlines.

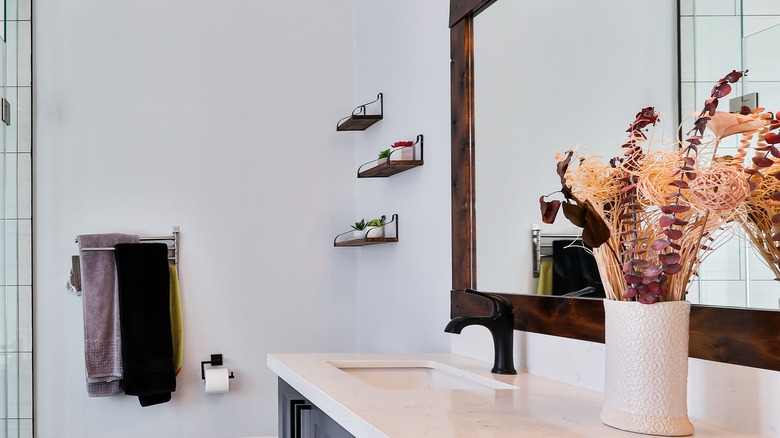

449,0,780,372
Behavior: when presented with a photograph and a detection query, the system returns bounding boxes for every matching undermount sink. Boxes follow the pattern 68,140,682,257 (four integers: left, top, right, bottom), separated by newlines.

328,359,517,390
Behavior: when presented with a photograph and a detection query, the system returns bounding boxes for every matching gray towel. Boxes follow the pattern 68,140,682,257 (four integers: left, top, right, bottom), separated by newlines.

78,233,139,397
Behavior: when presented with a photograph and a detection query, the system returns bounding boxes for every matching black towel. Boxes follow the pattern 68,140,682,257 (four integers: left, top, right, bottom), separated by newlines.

115,243,176,407
552,239,605,298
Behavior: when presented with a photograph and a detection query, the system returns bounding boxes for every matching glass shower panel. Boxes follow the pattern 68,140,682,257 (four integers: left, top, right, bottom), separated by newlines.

0,31,22,437
0,0,32,433
0,33,17,438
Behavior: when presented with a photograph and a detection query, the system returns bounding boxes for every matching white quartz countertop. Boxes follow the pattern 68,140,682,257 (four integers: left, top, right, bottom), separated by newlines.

267,353,759,437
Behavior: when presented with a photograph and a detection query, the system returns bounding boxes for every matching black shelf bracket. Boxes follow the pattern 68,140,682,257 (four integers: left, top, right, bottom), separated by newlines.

336,93,384,131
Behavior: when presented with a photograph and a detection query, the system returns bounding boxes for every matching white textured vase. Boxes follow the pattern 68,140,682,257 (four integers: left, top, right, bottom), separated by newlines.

601,300,694,436
366,226,384,238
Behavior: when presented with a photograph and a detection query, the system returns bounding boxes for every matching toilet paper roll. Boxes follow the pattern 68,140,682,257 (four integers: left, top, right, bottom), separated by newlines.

204,368,230,394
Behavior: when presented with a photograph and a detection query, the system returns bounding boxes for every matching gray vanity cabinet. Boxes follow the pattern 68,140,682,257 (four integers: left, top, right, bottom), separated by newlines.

278,378,354,438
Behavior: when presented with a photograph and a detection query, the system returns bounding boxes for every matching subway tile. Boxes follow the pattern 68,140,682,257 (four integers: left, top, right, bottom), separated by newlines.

5,0,16,23
698,236,745,281
17,220,30,286
18,287,30,352
5,21,17,87
17,153,30,219
686,280,701,304
18,353,31,418
748,280,780,310
16,21,29,87
2,286,19,352
692,0,740,16
4,86,19,153
17,87,30,153
680,17,695,82
693,16,742,83
4,220,19,286
0,222,6,286
743,0,780,16
747,244,778,280
680,0,694,16
698,280,748,307
17,0,31,21
5,153,18,219
6,419,34,438
2,353,20,418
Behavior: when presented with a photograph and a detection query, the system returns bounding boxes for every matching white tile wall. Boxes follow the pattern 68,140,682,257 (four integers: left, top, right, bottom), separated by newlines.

690,0,740,16
698,236,745,281
0,0,33,435
748,280,780,309
743,0,780,16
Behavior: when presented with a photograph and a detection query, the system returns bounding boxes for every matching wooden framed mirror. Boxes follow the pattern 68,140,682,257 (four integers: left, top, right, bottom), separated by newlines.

449,0,780,371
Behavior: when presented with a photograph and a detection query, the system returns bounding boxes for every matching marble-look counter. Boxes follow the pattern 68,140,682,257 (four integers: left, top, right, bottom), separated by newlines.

267,353,760,437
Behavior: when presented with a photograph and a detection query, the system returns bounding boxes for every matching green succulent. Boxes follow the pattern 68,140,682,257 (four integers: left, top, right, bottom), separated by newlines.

351,219,366,231
378,149,391,159
366,215,386,227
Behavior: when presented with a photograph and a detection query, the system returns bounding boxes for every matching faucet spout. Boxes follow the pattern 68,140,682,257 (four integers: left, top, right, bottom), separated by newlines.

444,289,517,375
444,315,492,334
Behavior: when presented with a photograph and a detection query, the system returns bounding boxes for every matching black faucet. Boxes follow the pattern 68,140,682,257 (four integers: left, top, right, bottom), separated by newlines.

444,289,517,375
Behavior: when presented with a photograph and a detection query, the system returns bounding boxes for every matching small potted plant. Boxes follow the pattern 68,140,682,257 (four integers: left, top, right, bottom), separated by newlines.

377,149,390,165
390,140,414,161
351,219,367,238
365,215,386,238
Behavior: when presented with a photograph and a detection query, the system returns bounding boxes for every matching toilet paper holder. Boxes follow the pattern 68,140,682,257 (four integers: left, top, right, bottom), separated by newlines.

201,354,235,380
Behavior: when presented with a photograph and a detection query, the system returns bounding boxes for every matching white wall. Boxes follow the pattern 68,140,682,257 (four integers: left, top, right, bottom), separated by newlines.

353,0,453,353
34,1,360,436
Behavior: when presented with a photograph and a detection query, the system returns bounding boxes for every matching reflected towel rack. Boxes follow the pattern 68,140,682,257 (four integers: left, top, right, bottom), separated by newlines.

68,226,180,294
531,225,581,278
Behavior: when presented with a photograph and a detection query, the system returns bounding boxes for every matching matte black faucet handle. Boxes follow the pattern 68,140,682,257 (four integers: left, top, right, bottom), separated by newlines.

464,288,513,316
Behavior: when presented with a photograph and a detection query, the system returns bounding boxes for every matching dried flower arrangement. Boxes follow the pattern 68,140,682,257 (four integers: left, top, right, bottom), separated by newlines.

733,107,780,279
540,70,776,304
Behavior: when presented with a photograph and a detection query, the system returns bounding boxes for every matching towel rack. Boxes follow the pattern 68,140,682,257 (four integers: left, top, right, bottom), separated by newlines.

531,225,582,278
68,226,180,294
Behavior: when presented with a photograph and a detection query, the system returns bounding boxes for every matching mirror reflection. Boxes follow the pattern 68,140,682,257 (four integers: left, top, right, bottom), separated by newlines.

473,0,780,310
680,0,780,309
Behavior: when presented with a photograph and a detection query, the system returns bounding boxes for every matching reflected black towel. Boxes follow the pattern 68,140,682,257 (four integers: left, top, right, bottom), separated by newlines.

115,243,176,407
552,239,605,298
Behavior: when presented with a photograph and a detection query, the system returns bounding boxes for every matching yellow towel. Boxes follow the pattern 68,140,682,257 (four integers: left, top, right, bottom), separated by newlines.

169,264,184,376
537,259,553,295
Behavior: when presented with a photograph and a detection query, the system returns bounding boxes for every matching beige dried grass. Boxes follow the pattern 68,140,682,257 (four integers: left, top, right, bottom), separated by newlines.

565,137,747,302
737,159,780,280
557,89,779,303
688,164,751,213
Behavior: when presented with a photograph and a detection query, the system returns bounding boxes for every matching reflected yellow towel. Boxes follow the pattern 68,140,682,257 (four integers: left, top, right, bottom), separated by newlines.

537,260,553,295
169,265,184,376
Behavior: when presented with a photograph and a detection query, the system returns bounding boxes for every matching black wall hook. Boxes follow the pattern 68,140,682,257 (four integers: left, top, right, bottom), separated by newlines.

201,353,235,380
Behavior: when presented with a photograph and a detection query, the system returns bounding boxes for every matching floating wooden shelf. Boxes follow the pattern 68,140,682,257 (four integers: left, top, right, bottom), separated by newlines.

357,134,424,178
336,93,383,131
337,115,383,131
334,237,399,247
334,214,399,247
359,160,423,178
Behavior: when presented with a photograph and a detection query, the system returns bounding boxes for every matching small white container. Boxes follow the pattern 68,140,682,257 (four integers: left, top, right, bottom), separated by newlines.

366,226,384,238
389,146,414,161
352,230,366,239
